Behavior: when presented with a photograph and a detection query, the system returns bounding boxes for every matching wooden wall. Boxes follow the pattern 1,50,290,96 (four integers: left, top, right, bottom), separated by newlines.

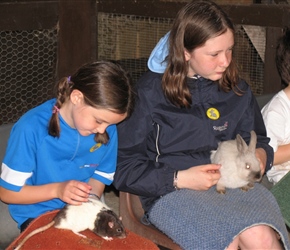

1,0,290,124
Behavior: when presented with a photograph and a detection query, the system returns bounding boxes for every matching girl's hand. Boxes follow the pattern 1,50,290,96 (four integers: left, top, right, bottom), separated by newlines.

176,164,221,190
56,180,92,205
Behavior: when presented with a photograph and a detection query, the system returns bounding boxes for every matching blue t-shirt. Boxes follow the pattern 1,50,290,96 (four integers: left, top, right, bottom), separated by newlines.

0,99,118,228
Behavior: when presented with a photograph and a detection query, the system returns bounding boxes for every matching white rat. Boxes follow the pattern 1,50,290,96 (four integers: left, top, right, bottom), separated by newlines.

210,130,262,194
14,196,126,250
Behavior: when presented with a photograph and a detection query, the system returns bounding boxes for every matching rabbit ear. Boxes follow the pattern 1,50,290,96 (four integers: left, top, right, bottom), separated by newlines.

248,130,257,152
236,134,248,154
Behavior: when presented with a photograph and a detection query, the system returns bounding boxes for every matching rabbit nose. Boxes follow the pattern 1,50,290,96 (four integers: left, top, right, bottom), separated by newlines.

254,172,261,180
250,171,261,181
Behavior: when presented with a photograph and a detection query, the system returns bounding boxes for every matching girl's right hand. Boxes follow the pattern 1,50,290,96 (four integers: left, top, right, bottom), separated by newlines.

56,180,92,205
176,164,221,190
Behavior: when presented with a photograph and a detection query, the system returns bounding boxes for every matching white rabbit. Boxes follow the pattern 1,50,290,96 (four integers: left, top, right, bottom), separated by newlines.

210,130,262,194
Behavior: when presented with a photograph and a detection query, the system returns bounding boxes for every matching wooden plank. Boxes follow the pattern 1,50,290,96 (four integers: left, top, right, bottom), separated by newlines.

224,4,290,27
263,27,283,94
0,2,58,31
97,1,290,28
97,0,184,18
57,0,97,78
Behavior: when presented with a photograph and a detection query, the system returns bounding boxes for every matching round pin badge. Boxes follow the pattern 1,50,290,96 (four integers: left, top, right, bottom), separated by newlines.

206,108,220,120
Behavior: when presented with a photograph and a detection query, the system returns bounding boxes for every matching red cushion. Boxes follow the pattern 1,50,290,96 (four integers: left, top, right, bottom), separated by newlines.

7,210,159,250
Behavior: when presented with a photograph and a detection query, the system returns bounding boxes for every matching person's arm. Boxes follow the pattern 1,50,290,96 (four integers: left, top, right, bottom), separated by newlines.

114,111,176,197
115,121,222,196
88,178,105,198
114,76,177,197
252,94,274,172
262,99,290,166
0,180,92,205
274,144,290,165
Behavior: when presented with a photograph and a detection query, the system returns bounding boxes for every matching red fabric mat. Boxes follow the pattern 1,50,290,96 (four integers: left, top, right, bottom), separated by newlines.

7,210,159,250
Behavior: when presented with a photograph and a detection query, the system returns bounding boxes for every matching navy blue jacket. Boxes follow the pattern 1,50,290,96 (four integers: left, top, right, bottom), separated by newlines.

114,71,273,212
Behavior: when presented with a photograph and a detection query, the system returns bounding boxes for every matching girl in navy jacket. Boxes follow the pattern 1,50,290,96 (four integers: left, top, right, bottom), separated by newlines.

114,1,289,249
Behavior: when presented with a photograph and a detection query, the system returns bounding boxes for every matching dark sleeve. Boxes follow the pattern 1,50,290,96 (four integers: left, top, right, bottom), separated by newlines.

252,95,274,172
236,91,273,172
113,79,176,197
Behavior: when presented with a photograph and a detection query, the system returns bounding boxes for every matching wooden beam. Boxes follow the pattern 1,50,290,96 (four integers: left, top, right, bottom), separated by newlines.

263,27,283,94
57,0,97,78
97,1,290,28
97,0,184,18
0,1,58,31
224,4,290,27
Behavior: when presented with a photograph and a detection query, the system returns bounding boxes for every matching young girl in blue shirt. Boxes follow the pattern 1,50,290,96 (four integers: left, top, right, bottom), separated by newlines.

0,61,134,231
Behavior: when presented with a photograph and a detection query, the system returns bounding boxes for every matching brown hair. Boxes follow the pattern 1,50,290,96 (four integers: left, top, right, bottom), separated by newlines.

162,0,240,108
276,27,290,87
49,61,134,143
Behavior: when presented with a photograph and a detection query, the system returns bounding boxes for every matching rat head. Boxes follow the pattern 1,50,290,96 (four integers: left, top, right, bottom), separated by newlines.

236,131,262,183
94,209,126,239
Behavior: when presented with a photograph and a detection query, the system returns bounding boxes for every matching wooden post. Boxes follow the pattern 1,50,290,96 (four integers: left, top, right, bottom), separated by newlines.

263,27,283,94
58,0,97,78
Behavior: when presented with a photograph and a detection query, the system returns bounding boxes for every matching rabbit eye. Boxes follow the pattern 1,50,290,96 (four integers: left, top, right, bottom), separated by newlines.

246,164,250,169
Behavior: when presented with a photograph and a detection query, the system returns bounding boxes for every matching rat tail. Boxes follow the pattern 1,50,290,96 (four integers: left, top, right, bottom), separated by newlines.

14,221,55,250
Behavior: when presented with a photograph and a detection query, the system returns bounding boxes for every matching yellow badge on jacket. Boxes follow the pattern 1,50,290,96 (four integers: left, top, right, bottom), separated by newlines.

90,143,102,152
206,108,220,120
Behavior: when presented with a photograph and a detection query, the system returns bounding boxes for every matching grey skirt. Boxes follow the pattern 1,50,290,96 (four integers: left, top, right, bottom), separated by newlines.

148,183,290,250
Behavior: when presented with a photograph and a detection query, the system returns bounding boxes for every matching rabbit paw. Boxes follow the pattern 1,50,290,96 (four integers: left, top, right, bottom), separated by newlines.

240,183,254,192
247,182,254,188
216,188,226,194
216,183,226,194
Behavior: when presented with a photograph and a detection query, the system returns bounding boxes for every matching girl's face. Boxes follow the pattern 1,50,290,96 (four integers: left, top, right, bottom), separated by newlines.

72,105,127,136
184,29,234,81
63,90,127,136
